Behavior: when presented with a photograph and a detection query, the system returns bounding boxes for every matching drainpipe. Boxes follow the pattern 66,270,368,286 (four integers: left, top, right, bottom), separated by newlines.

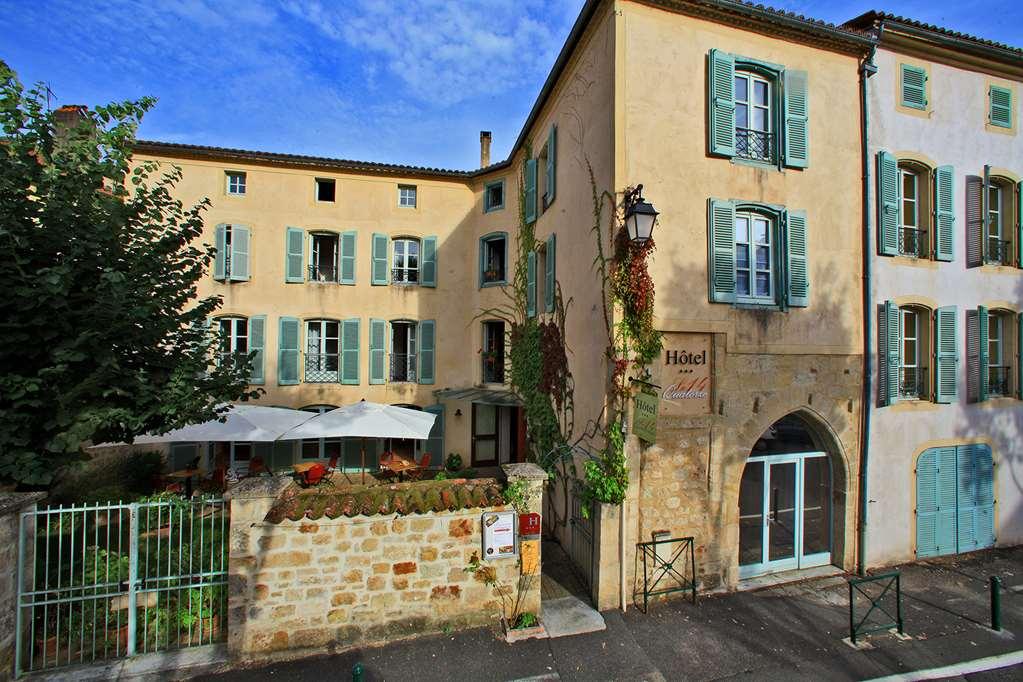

857,35,880,577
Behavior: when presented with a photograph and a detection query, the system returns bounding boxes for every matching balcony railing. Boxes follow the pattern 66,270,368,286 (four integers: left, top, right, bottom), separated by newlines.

392,268,419,284
898,227,928,259
898,366,929,400
735,128,776,164
390,353,417,382
305,353,339,382
482,354,505,384
309,264,338,282
986,238,1013,266
988,366,1012,397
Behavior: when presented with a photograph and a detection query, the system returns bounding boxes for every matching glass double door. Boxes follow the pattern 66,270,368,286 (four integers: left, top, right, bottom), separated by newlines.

739,452,831,579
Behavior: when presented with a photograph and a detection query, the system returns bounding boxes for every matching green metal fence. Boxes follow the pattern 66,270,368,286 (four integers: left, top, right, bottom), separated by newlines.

848,570,903,644
15,497,228,676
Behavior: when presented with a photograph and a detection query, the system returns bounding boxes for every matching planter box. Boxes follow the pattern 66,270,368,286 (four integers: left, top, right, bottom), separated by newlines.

502,617,547,643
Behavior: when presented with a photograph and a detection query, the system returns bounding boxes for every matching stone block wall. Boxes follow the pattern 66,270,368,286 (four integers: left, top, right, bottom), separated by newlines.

226,464,544,661
0,493,45,682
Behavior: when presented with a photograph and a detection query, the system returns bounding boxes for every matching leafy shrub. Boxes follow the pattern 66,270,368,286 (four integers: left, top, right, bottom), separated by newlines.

50,449,165,504
445,453,463,471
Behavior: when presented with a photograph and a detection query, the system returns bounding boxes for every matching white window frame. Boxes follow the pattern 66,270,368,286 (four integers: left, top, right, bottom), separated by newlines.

218,316,248,366
315,178,336,203
989,312,1005,396
226,171,246,196
309,232,339,283
734,70,773,162
305,319,340,382
392,237,420,284
988,184,1003,241
734,211,775,304
899,168,919,230
398,184,417,208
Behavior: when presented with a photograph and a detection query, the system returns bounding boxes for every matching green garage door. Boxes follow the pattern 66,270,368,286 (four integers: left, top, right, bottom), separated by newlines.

916,444,995,558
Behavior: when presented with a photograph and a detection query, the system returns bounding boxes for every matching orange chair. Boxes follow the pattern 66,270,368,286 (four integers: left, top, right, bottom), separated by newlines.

300,463,328,487
406,453,431,481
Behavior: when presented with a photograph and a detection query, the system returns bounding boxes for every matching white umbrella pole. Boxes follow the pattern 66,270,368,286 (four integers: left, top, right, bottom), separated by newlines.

361,437,366,484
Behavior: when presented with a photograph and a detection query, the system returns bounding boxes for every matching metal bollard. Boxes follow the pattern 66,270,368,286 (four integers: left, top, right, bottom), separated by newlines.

353,662,364,681
991,576,1002,632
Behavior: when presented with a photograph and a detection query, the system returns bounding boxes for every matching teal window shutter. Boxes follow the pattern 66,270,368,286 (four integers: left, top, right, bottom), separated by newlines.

524,159,538,224
277,316,300,385
934,166,955,262
371,233,389,285
526,252,537,318
285,227,305,283
877,151,899,256
883,300,900,406
545,234,556,313
934,447,958,556
1017,182,1022,268
915,448,940,557
989,85,1012,128
955,445,978,552
934,306,957,403
418,320,435,385
900,64,928,110
982,165,991,263
546,125,557,204
1018,313,1023,399
341,318,360,385
249,315,266,385
213,224,227,280
785,210,808,307
707,199,736,303
782,69,809,169
707,49,736,157
339,231,356,284
423,404,444,462
369,318,386,385
970,445,996,549
230,225,250,281
421,236,438,287
978,306,989,401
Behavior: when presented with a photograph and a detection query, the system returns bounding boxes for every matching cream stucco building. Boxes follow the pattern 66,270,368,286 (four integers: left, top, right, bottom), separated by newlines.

132,0,1022,606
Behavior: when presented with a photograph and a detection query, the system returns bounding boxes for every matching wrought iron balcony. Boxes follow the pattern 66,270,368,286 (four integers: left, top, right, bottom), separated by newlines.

986,238,1013,266
392,268,419,284
735,127,776,164
988,366,1012,397
482,354,505,384
308,264,338,283
305,353,339,382
898,227,928,258
898,366,929,400
390,353,417,382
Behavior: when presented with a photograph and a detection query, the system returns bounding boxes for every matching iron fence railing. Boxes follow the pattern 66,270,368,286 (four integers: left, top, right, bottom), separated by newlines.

898,366,929,400
848,571,903,645
988,366,1012,397
637,535,697,612
305,353,339,382
16,498,228,676
390,353,416,383
986,238,1013,266
735,127,775,163
391,268,419,284
898,227,928,258
308,264,338,283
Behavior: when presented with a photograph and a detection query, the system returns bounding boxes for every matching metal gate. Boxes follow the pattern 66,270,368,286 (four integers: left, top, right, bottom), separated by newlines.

15,497,228,677
569,493,593,590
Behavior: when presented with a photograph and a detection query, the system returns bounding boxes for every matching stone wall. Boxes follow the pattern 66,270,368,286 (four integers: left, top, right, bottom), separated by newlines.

0,493,45,682
226,464,545,661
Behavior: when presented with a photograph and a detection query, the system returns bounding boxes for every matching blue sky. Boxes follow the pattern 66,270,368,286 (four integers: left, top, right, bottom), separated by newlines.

2,1,1020,170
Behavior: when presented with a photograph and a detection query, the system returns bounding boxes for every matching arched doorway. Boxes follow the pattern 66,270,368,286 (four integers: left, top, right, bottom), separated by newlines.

738,414,836,579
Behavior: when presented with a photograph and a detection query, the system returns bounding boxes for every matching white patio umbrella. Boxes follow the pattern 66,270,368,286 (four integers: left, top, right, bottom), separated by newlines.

130,404,317,444
279,400,437,482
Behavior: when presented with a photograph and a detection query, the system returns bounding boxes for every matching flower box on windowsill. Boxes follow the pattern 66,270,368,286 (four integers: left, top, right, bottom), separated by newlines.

501,616,547,643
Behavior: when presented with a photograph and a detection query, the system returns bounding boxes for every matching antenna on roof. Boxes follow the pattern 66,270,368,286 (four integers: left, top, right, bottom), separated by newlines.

43,82,56,111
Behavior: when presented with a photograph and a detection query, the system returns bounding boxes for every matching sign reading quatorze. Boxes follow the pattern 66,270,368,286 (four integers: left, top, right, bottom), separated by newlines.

657,332,713,416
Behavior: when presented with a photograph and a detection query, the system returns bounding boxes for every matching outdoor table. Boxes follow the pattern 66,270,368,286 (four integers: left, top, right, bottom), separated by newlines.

167,468,200,498
383,456,418,481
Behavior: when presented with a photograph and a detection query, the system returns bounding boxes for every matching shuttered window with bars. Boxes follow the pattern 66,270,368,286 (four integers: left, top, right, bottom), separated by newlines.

706,200,807,308
876,152,954,262
879,302,957,405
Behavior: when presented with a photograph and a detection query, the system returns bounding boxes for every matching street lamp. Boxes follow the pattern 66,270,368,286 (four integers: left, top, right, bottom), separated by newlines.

624,184,659,245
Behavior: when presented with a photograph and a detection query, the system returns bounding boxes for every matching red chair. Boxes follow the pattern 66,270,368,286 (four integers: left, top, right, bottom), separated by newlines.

300,463,328,487
407,453,431,481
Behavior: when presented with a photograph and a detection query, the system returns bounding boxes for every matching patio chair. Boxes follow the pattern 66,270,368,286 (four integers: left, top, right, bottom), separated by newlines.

378,451,396,480
406,453,431,481
246,455,268,477
298,463,331,487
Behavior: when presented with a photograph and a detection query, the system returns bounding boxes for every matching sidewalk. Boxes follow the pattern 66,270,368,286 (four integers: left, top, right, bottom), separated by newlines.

197,546,1023,681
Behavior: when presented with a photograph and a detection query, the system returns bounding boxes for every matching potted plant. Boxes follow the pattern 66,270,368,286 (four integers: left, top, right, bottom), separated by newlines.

445,453,463,472
465,551,545,643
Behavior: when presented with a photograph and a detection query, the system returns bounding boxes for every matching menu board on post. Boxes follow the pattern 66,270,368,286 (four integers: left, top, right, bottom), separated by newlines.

481,510,517,560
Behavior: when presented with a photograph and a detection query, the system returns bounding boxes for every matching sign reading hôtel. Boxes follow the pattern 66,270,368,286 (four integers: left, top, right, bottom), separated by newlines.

657,333,713,416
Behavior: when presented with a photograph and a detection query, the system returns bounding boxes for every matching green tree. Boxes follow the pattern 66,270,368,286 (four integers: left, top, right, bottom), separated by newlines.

0,63,258,485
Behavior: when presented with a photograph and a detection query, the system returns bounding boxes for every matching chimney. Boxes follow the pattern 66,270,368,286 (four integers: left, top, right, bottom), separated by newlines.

53,104,88,137
480,130,492,168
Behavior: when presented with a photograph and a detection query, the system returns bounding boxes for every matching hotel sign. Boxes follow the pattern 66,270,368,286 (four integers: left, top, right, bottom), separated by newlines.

657,333,713,416
632,391,659,443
